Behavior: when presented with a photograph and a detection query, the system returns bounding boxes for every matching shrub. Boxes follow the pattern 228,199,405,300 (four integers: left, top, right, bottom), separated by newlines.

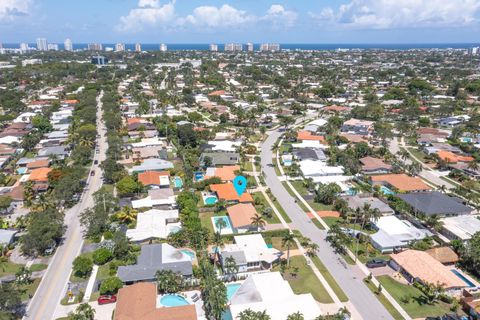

72,256,93,278
99,277,123,295
93,248,113,265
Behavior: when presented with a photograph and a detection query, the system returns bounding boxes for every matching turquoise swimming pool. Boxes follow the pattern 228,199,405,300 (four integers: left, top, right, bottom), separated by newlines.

204,196,218,205
380,185,395,195
181,249,196,260
159,294,189,307
212,216,233,234
173,176,183,188
226,283,241,301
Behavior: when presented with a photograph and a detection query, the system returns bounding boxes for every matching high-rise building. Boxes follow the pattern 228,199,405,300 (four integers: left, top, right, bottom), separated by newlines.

91,55,108,65
159,43,168,52
88,43,103,51
247,43,254,52
36,38,48,51
260,43,280,52
20,43,29,52
64,38,73,51
224,43,242,52
135,43,142,52
47,43,59,51
209,44,218,52
115,43,125,52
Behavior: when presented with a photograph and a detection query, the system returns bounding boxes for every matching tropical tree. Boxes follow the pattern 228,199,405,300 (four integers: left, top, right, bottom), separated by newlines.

114,206,138,224
68,303,96,320
282,233,296,267
306,242,319,257
326,224,352,255
238,309,271,320
223,256,238,278
287,312,305,320
250,213,266,231
156,270,183,294
424,215,443,231
15,266,32,285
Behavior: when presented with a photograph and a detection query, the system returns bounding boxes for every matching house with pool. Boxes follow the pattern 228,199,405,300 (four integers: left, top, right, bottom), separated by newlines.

125,209,181,242
209,183,254,204
114,282,197,320
220,234,281,273
117,243,193,284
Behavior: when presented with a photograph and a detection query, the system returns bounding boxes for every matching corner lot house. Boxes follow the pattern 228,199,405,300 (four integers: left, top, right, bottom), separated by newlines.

229,272,322,320
117,243,192,284
220,234,281,272
114,282,197,320
390,249,466,292
398,192,473,217
440,215,480,241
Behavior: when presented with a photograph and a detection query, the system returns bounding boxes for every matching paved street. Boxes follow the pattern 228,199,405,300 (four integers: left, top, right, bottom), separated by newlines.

25,90,108,320
261,128,394,320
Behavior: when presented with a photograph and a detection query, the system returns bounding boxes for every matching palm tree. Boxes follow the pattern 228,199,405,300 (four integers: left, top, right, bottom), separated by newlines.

73,303,96,320
397,150,410,163
79,136,94,148
424,215,443,232
224,256,238,278
287,312,305,320
468,160,479,172
281,233,296,267
212,231,224,263
31,193,56,212
23,181,35,207
114,206,138,224
306,242,319,257
250,213,266,231
215,217,227,234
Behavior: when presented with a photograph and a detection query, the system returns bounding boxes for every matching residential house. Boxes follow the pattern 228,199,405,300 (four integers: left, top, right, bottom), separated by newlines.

426,247,459,266
131,188,176,209
226,203,259,233
114,282,197,320
37,146,69,159
220,234,281,272
371,174,431,193
341,118,374,135
205,165,240,181
210,183,253,203
0,230,17,245
304,119,327,133
398,192,473,217
370,216,431,253
296,131,326,143
343,195,395,215
137,171,170,188
229,272,322,320
126,209,180,242
440,215,480,241
27,167,52,191
129,158,174,173
293,148,326,161
117,243,193,283
390,249,466,292
359,156,392,175
200,152,240,166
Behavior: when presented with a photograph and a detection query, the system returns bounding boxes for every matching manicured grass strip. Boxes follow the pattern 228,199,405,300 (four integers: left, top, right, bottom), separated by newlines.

274,256,334,304
377,275,455,318
0,261,22,277
363,279,404,320
252,192,280,224
311,256,349,302
29,263,48,272
281,181,309,212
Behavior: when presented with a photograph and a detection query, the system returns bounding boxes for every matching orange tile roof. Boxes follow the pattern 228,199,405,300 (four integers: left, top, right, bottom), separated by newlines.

371,174,431,192
127,118,144,125
297,131,326,142
61,99,79,104
28,167,52,182
210,183,253,203
317,210,341,218
227,203,257,228
26,159,49,169
205,165,239,181
391,250,465,289
115,283,197,320
437,150,474,163
323,105,351,112
138,171,170,185
208,90,226,96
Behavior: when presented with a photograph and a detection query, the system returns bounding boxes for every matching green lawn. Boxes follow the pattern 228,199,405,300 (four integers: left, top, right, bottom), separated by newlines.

21,278,42,301
377,275,456,318
199,211,226,234
407,147,428,162
311,256,349,302
307,201,334,212
241,161,253,172
312,218,325,230
252,192,281,224
323,217,340,228
363,279,404,320
269,237,298,251
273,256,334,304
347,241,390,263
281,181,309,212
29,263,48,272
0,260,23,277
290,180,310,197
273,161,282,176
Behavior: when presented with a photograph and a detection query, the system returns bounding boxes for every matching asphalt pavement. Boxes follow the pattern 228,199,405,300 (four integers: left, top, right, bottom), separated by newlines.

25,90,108,320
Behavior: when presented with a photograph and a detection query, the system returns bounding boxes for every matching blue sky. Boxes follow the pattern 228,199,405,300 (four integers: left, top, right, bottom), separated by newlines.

1,0,480,43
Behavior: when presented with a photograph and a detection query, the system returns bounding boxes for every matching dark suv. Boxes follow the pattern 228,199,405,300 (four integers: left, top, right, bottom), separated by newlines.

366,259,388,268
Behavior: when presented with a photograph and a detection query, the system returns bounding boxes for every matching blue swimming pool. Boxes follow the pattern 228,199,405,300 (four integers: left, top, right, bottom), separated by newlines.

346,188,357,196
174,176,183,188
380,185,395,196
195,172,204,181
226,283,241,301
181,249,196,260
212,216,233,234
451,269,476,288
204,196,218,205
160,295,190,307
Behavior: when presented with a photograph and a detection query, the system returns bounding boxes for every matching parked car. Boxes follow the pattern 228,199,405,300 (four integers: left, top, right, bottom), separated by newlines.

94,160,98,164
90,170,95,176
366,259,388,268
97,295,116,305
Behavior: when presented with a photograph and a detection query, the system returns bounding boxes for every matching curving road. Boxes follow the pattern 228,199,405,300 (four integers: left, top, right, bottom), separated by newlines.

25,90,108,320
261,128,394,320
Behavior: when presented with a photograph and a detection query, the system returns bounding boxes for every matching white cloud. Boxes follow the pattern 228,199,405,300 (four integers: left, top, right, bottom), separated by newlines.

312,0,480,29
116,0,175,32
263,4,297,28
180,4,253,28
0,0,31,22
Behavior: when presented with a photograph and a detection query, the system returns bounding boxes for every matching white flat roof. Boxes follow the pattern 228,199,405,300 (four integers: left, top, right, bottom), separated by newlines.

442,215,480,240
126,209,179,242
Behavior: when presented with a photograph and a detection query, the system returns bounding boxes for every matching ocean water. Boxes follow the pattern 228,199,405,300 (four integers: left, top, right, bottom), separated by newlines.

4,43,480,52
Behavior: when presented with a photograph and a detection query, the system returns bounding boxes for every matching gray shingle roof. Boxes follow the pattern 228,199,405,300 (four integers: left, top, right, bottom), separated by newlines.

398,192,473,216
117,244,192,283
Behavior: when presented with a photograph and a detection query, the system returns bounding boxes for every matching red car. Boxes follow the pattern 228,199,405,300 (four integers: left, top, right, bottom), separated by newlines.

97,295,116,305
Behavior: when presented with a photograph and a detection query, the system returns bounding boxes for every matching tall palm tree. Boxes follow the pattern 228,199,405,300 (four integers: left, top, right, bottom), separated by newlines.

224,256,238,277
468,160,479,172
306,242,319,257
281,233,296,267
79,136,94,148
215,217,227,234
212,231,224,263
115,206,138,224
74,303,96,320
250,213,266,231
23,181,35,207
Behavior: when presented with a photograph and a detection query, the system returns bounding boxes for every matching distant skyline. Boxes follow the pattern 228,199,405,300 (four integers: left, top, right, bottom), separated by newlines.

1,0,480,44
